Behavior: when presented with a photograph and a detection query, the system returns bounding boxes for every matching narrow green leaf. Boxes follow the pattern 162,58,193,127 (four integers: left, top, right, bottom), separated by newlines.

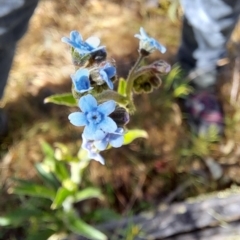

54,161,70,182
173,84,192,98
87,208,120,223
117,77,127,96
51,187,72,209
75,187,102,203
13,182,55,200
66,212,107,240
123,129,148,145
44,93,77,107
35,163,60,190
163,65,182,90
26,229,56,240
0,208,42,226
40,141,55,159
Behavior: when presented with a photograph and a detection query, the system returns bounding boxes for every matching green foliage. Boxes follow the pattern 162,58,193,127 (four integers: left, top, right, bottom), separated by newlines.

0,141,107,240
123,129,148,145
44,93,77,107
12,181,56,200
1,130,148,239
115,222,145,240
117,77,127,96
86,208,120,223
65,211,107,240
191,126,220,157
163,64,193,99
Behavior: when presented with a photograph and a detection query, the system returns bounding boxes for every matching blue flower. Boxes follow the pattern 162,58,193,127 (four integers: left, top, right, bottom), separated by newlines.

99,62,116,89
94,128,124,151
134,27,166,54
62,30,105,55
68,94,117,140
91,62,116,89
82,136,105,165
71,69,93,93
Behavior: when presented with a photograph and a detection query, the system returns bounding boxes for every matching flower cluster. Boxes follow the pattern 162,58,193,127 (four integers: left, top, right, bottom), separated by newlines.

62,28,170,164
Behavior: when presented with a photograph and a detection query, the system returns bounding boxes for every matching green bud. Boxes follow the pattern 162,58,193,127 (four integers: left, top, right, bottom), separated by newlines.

149,75,162,88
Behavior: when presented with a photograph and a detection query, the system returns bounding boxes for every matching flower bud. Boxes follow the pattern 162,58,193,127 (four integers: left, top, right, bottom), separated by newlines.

91,49,107,63
149,75,162,88
109,107,130,127
150,60,171,74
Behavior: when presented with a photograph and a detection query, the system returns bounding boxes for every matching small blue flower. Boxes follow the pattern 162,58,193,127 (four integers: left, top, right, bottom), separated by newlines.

82,136,105,165
134,27,166,54
71,69,93,93
94,128,124,151
91,62,116,89
68,94,117,140
62,30,105,55
99,62,116,89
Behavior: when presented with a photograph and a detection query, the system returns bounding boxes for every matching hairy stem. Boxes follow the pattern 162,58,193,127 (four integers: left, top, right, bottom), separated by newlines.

125,54,145,99
95,90,129,107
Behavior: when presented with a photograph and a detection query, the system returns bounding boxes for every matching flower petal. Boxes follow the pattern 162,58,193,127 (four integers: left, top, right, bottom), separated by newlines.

98,100,116,116
70,30,83,45
81,136,105,165
139,27,148,38
100,70,114,89
79,94,98,113
109,134,124,148
134,33,142,40
72,76,93,93
154,40,166,53
72,69,93,93
68,112,87,126
61,38,79,49
83,123,106,140
81,135,91,151
75,48,92,54
88,151,105,165
94,138,109,151
61,31,83,49
89,46,106,53
98,117,117,133
74,68,89,78
104,66,116,79
85,36,100,48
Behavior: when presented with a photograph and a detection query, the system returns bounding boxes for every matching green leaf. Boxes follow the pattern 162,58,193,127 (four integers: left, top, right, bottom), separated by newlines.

51,187,72,209
54,161,70,182
163,65,182,90
123,129,148,145
173,84,192,98
87,208,120,223
44,93,77,107
13,182,55,200
65,212,107,240
117,77,127,96
35,163,60,190
26,229,56,240
40,141,55,159
0,208,42,227
75,187,102,203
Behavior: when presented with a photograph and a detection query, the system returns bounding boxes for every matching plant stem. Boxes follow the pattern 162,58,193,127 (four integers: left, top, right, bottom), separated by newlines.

125,54,145,99
95,90,128,107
